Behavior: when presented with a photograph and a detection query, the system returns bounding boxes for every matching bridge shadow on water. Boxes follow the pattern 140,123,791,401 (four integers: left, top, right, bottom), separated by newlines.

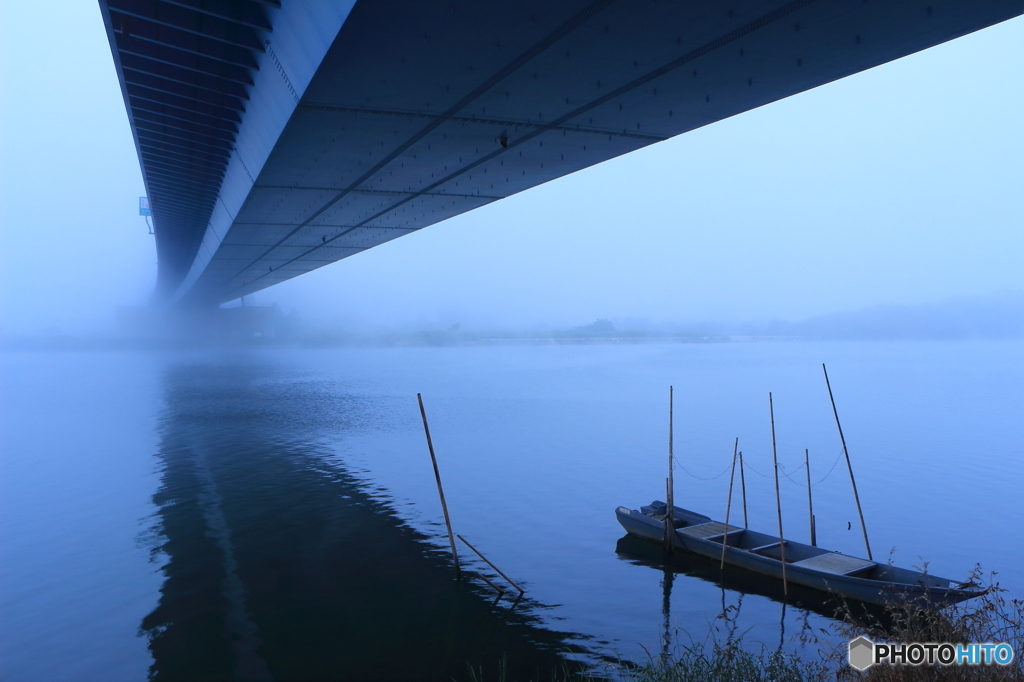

142,362,588,681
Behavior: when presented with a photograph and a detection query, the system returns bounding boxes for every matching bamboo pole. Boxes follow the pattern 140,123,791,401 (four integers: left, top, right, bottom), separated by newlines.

769,393,787,597
720,438,739,569
822,364,873,561
665,386,675,554
805,448,816,546
739,451,748,529
474,571,505,598
417,394,460,576
457,534,525,595
666,478,671,525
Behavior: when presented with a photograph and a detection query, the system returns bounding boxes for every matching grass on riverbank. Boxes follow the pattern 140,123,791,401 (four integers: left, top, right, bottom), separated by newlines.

615,641,829,682
467,642,827,682
827,565,1024,681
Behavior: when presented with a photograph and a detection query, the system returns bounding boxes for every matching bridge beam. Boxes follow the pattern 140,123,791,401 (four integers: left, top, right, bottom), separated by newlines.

100,0,1023,305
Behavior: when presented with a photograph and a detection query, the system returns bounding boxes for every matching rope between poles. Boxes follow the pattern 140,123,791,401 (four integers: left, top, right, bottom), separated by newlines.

673,460,733,481
675,447,844,487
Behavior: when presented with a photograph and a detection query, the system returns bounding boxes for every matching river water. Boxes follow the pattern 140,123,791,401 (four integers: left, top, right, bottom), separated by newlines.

1,340,1021,680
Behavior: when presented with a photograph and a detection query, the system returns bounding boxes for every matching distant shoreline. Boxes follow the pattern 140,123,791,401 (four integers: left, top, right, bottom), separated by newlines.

4,332,1023,352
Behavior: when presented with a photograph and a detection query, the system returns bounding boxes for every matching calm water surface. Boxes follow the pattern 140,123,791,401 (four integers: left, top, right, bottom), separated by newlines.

1,341,1021,680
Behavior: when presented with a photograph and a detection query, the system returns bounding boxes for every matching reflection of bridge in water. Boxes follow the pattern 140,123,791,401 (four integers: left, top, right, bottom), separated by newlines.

98,1,1021,306
144,362,589,680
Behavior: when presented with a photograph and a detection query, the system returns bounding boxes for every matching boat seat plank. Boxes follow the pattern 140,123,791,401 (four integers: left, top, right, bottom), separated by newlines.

750,541,786,553
792,552,875,576
677,521,743,539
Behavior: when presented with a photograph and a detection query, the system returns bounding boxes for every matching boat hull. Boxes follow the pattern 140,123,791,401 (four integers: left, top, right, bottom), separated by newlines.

616,505,985,607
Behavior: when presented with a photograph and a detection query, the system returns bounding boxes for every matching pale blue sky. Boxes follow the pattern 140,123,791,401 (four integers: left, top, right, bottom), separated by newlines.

1,4,1021,334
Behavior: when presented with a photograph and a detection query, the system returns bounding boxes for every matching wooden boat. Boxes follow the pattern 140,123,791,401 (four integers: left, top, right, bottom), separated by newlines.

615,501,987,607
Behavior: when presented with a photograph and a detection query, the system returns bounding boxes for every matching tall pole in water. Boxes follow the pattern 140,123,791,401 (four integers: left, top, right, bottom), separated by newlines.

417,394,460,576
822,364,872,561
720,438,739,569
665,386,675,554
805,448,816,547
769,393,787,597
738,451,748,529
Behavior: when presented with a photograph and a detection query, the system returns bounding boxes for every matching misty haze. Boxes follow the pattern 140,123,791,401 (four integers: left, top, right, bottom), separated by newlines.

1,2,1022,681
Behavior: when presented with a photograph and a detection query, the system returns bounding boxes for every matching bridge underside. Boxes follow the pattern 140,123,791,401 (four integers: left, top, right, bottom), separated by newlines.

100,0,1022,306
